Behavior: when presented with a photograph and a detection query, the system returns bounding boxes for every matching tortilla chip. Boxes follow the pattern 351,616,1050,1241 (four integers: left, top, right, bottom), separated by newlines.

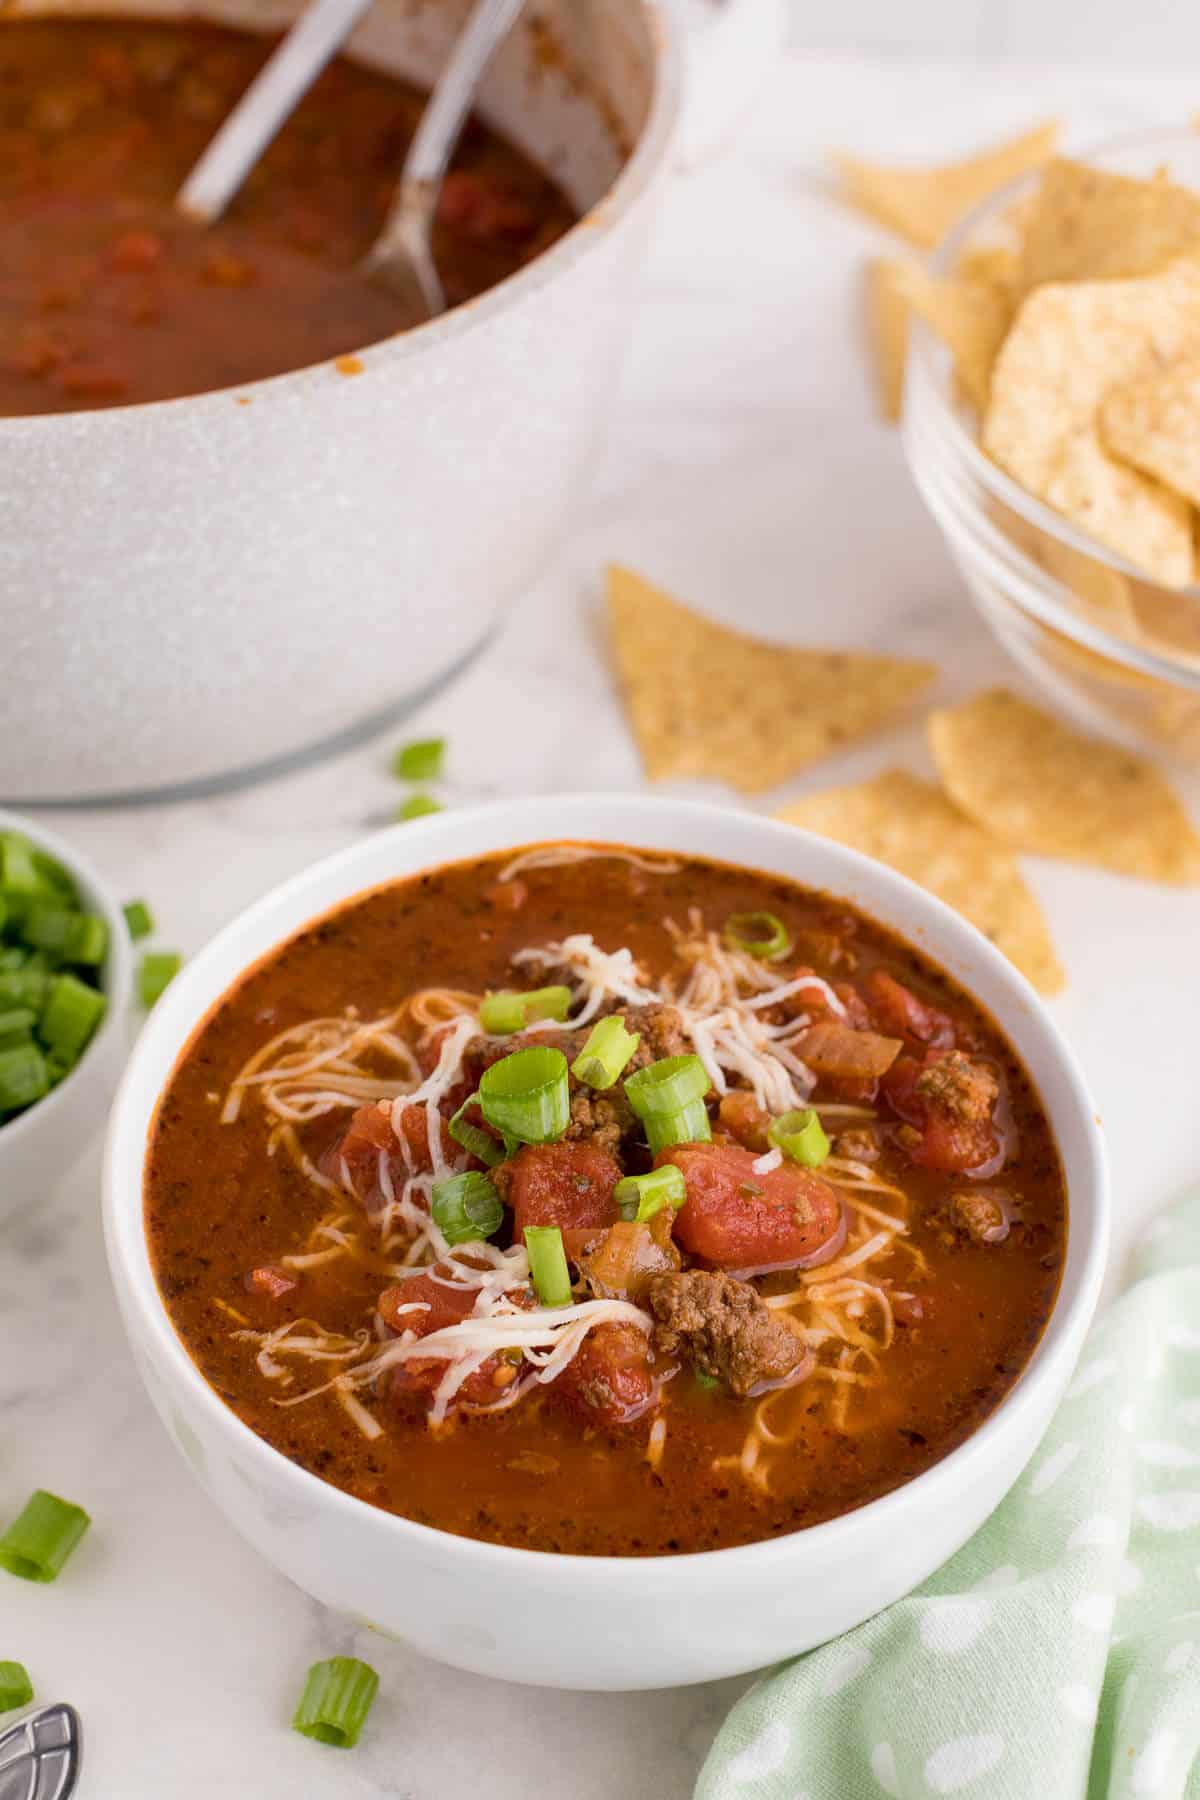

606,567,937,794
929,688,1200,883
778,769,1064,993
954,243,1020,297
865,259,909,422
1129,577,1200,662
890,262,1014,414
1018,158,1200,291
984,259,1200,585
833,121,1058,250
1100,357,1200,509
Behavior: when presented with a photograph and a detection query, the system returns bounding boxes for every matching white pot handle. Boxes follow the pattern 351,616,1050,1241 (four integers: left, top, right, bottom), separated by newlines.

677,0,788,168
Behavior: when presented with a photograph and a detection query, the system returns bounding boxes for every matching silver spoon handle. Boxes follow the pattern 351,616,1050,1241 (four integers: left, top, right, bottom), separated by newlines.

176,0,376,223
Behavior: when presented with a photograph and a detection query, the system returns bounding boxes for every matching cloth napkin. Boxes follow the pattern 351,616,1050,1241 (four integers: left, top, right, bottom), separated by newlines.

697,1189,1200,1800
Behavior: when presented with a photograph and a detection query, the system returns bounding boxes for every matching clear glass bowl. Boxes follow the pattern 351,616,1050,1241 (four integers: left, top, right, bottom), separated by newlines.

903,127,1200,764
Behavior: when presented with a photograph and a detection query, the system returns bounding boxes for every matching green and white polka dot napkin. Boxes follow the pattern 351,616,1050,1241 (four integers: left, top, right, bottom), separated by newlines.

698,1189,1200,1800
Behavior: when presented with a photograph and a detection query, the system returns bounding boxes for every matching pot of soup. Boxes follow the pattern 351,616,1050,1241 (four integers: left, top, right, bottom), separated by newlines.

0,0,682,800
103,796,1109,1689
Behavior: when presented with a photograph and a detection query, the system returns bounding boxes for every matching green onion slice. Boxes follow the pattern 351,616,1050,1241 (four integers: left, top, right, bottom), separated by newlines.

768,1107,831,1168
479,985,571,1035
624,1055,712,1152
614,1163,687,1224
694,1368,720,1391
642,1097,712,1154
724,911,792,961
41,975,106,1064
292,1656,379,1749
0,1661,33,1713
139,951,182,1009
0,1044,49,1113
122,899,154,941
447,1092,506,1167
431,1172,504,1246
479,1046,570,1145
571,1015,640,1090
524,1225,573,1308
396,793,442,823
391,737,446,782
0,1491,90,1583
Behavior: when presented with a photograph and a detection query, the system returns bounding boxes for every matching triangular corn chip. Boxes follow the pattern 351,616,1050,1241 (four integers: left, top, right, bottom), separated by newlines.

891,262,1014,414
833,121,1058,250
929,688,1200,884
607,567,936,794
1100,356,1200,508
1018,158,1200,291
778,769,1064,994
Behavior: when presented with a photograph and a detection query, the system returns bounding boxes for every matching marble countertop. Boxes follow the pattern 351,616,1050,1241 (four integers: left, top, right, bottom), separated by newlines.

4,49,1200,1800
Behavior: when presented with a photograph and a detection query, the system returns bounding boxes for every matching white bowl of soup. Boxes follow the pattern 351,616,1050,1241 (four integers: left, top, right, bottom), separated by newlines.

0,1,681,801
103,795,1108,1690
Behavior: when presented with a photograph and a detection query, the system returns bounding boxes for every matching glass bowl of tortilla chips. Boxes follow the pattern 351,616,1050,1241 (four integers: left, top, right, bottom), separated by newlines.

903,128,1200,763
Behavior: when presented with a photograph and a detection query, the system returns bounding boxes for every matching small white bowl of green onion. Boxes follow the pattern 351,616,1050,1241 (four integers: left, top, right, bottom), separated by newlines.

0,810,133,1217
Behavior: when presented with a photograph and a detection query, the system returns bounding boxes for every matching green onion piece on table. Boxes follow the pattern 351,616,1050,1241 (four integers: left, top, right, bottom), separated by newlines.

395,793,442,823
431,1172,504,1246
139,952,182,1009
0,1662,33,1713
614,1163,687,1224
446,1093,506,1167
0,1491,90,1583
571,1015,640,1090
391,737,446,783
723,911,792,961
41,975,106,1065
292,1656,379,1749
122,899,154,941
479,1046,570,1145
0,1044,49,1113
479,985,571,1035
524,1225,573,1308
768,1107,831,1168
624,1054,712,1153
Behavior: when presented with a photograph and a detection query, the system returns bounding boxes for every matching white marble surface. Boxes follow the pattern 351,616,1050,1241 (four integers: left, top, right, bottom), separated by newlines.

4,50,1200,1800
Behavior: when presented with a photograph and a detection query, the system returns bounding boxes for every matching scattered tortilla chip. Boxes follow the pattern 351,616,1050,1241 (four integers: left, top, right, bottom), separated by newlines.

1100,357,1200,508
865,259,909,421
606,567,937,794
1018,158,1200,292
984,259,1200,585
833,121,1058,250
929,688,1200,883
778,769,1064,993
890,262,1014,414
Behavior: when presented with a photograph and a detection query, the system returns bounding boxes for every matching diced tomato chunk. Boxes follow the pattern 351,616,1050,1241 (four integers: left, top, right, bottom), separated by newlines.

717,1090,772,1151
504,1142,621,1237
245,1264,298,1301
658,1144,843,1272
551,1322,656,1426
882,1053,999,1173
326,1100,454,1210
379,1271,513,1407
866,970,956,1049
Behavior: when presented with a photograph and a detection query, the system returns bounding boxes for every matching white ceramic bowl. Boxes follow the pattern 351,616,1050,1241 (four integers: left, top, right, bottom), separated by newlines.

103,795,1108,1690
0,809,132,1217
0,0,682,802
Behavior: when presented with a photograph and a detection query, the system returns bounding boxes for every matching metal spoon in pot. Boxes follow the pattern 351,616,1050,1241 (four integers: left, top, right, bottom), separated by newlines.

176,0,526,320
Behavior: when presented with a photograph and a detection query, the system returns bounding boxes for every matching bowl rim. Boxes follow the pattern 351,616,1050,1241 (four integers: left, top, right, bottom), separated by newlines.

0,0,684,435
103,793,1109,1578
0,806,132,1151
905,122,1200,690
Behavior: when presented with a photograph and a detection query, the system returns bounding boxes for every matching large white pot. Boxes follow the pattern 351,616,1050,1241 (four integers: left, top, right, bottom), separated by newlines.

103,795,1109,1691
0,0,682,801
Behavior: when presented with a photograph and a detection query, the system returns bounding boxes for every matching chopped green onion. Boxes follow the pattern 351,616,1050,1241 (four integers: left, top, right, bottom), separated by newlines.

391,737,446,782
479,985,571,1035
122,899,154,940
614,1164,687,1223
0,1661,32,1713
694,1369,720,1391
571,1016,640,1090
395,793,442,823
40,975,106,1065
0,1491,90,1582
724,911,792,962
0,969,47,1012
768,1107,831,1168
30,847,74,899
524,1225,573,1308
0,1008,35,1046
292,1656,379,1749
0,1044,49,1112
139,951,181,1009
447,1092,505,1167
65,913,107,965
624,1055,712,1152
0,834,42,908
20,904,76,958
431,1172,504,1246
479,1046,570,1145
